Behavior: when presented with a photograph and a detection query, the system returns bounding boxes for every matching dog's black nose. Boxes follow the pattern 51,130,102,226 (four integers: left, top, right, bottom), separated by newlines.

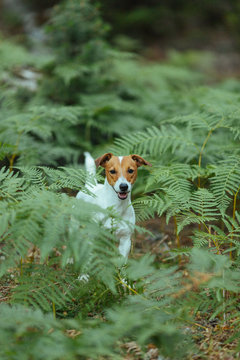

119,183,128,192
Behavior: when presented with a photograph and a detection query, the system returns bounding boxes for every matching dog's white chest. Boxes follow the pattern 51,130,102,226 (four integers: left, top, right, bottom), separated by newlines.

76,180,135,257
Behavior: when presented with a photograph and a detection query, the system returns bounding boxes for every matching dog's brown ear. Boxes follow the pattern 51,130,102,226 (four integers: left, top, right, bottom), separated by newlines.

131,154,152,167
95,153,113,168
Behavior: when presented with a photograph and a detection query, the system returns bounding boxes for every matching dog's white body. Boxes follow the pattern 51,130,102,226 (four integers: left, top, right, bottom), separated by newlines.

76,152,151,258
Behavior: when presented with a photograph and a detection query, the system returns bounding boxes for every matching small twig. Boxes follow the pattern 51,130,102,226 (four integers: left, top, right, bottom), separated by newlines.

230,186,240,260
173,216,181,264
52,302,56,319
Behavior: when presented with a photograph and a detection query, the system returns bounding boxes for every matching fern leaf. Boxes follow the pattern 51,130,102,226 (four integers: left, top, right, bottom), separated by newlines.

112,125,198,159
210,156,240,214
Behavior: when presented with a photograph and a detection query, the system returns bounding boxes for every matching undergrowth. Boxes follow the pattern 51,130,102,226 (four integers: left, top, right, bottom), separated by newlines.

0,0,240,359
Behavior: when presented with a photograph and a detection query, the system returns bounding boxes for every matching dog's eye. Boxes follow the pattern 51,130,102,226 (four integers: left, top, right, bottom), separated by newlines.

128,169,134,174
109,169,116,174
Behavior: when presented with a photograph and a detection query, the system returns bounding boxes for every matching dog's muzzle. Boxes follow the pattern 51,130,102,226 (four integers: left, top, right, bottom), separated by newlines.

118,183,129,200
112,185,129,200
117,192,129,200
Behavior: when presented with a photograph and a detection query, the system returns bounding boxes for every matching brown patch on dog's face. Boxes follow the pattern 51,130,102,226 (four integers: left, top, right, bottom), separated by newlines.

121,156,138,184
100,155,122,186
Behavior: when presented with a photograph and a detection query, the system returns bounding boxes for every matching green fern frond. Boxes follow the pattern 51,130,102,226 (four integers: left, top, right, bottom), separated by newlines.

133,194,169,222
176,188,220,233
30,105,85,125
111,125,198,158
210,156,240,214
146,163,195,195
11,263,75,311
0,167,26,202
190,188,219,218
40,166,88,191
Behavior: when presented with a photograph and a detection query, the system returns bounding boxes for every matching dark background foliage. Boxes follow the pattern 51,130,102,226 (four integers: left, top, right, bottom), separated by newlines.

1,0,240,50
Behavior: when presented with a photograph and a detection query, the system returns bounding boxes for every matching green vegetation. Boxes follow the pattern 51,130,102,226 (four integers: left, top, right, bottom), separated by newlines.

1,1,240,358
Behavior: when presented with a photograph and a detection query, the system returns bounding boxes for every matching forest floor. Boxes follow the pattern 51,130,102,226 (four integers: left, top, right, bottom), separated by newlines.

133,217,238,360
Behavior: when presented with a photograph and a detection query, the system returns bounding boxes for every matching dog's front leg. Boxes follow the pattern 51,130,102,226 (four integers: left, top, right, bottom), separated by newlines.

119,235,131,258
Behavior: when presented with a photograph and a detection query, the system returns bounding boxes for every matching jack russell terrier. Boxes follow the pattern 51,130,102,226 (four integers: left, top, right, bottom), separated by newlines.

76,152,152,258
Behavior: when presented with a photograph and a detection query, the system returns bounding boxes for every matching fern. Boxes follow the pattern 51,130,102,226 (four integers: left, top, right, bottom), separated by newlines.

0,166,26,202
11,262,75,312
134,164,196,224
133,194,166,222
210,156,240,214
112,125,198,159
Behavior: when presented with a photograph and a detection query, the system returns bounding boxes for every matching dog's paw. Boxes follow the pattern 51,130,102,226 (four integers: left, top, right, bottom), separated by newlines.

77,274,89,283
66,257,74,264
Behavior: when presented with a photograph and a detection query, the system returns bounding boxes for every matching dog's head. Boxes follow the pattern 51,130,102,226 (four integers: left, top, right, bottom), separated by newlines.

95,153,152,200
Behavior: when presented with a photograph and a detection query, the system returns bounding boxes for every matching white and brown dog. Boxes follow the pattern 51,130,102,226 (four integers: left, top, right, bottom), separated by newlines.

76,152,152,258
